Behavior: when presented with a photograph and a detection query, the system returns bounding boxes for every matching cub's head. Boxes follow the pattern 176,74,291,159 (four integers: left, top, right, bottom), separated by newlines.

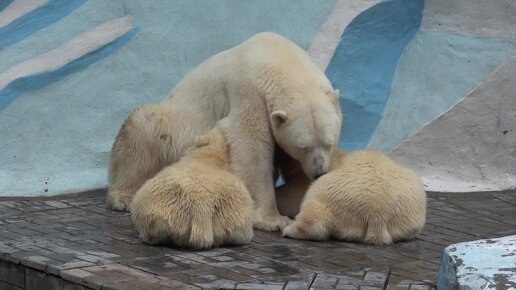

194,128,227,149
271,89,342,180
186,128,230,168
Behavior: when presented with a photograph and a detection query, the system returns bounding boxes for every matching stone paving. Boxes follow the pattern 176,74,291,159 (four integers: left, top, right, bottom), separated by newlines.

0,190,515,290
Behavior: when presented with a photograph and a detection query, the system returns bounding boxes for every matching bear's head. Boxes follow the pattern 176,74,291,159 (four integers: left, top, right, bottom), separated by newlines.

270,89,342,180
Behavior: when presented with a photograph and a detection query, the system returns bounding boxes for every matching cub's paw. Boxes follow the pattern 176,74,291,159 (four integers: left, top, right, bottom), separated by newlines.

253,212,292,232
283,221,329,241
282,223,303,239
106,191,132,212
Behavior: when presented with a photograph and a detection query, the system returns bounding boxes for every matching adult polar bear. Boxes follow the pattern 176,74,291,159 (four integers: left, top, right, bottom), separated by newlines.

107,32,342,231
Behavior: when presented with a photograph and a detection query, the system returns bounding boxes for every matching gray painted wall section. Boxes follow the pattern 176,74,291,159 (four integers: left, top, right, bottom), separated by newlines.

390,55,516,192
422,0,516,38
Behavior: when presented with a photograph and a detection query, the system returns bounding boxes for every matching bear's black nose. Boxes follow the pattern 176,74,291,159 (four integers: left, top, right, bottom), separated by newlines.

314,173,324,180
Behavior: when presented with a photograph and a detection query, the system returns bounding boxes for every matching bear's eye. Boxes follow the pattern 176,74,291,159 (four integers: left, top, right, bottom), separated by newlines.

299,145,312,152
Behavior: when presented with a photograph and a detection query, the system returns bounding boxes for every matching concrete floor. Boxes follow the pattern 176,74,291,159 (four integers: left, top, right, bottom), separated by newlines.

0,190,515,289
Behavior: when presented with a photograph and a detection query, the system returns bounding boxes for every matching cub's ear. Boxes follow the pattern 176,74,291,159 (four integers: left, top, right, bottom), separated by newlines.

328,89,340,105
271,110,288,125
193,135,210,148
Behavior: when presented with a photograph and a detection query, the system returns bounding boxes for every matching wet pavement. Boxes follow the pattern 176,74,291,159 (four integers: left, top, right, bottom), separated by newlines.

0,190,515,289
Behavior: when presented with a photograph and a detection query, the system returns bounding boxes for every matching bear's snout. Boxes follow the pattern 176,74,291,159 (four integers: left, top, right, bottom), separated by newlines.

311,155,329,180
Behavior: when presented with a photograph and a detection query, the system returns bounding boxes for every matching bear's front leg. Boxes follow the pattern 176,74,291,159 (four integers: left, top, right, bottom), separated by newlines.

222,123,291,232
237,153,291,232
251,188,292,232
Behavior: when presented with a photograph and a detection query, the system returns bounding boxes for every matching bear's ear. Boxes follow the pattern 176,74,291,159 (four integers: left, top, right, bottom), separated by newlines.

271,110,288,126
327,89,340,106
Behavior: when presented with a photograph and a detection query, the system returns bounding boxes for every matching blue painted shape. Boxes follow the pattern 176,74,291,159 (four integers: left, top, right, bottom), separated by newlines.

325,0,424,150
0,0,13,12
275,176,285,187
0,28,138,111
0,1,127,73
367,31,516,151
0,0,85,50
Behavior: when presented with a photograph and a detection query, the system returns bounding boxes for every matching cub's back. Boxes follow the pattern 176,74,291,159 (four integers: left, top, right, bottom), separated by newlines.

152,157,249,205
314,150,424,216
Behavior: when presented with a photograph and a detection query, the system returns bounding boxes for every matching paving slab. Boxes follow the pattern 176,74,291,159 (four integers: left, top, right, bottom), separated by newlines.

0,190,515,289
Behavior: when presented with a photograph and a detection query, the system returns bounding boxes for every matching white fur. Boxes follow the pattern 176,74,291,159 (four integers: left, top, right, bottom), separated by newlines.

130,129,254,250
282,149,427,245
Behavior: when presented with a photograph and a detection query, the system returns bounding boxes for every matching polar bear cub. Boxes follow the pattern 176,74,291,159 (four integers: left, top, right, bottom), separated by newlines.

282,149,426,245
130,128,254,250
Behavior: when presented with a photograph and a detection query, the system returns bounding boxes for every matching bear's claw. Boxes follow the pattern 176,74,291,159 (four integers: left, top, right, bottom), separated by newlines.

106,191,132,212
253,214,292,232
282,223,302,239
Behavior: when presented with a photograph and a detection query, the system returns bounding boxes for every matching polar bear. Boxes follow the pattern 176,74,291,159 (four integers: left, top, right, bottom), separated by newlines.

130,128,254,249
107,32,342,232
281,149,427,245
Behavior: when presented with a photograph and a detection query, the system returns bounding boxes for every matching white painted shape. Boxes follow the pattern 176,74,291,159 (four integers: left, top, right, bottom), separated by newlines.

307,0,381,70
422,0,516,39
0,15,134,90
391,55,516,192
0,0,46,28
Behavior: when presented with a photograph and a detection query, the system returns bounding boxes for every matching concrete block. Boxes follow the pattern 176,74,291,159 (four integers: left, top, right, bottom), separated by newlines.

438,235,516,289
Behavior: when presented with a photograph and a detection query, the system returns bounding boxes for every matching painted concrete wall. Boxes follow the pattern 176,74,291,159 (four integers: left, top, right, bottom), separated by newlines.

0,0,515,196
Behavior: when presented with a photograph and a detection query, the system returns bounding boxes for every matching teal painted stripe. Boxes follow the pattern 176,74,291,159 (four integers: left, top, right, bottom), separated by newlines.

0,27,138,111
0,0,85,50
0,0,12,12
325,0,424,151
